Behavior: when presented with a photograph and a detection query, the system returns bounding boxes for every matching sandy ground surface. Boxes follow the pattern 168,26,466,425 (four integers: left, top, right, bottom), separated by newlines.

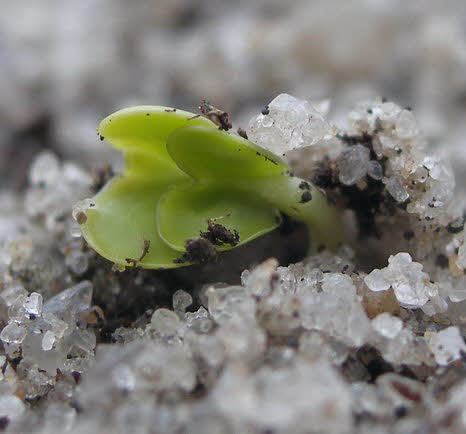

2,1,466,433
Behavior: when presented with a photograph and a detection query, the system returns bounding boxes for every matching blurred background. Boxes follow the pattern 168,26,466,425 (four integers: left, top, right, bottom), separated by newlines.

2,0,466,190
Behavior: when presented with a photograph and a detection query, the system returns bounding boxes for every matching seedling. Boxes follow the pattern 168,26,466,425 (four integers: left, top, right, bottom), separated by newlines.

75,105,344,269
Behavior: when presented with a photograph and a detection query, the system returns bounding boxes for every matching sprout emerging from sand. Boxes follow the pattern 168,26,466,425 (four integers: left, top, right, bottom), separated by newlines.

74,106,344,269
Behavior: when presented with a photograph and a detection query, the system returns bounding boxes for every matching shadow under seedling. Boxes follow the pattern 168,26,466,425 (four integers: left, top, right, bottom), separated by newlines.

74,104,345,270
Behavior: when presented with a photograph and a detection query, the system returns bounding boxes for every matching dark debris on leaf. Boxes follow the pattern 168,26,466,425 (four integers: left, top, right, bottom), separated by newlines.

200,219,240,247
237,127,248,139
125,239,151,268
174,220,240,264
174,237,218,264
299,191,312,203
299,181,310,190
198,100,232,131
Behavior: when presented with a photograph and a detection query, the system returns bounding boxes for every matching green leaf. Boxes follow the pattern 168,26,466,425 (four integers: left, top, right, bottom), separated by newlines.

167,125,287,181
98,106,217,176
98,106,216,153
81,106,282,268
80,175,187,269
157,182,280,251
78,105,344,269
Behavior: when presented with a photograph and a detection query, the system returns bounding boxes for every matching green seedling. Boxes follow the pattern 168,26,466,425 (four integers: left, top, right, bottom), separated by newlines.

75,106,344,269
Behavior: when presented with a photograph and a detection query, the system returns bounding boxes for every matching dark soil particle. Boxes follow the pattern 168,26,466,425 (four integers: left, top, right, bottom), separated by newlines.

200,219,240,247
394,406,408,419
403,230,415,240
436,254,449,269
199,100,232,131
0,417,9,431
237,127,248,139
261,105,270,115
10,357,22,370
312,157,338,189
71,371,82,384
298,181,310,190
174,238,218,264
356,346,394,382
447,216,465,234
299,190,312,203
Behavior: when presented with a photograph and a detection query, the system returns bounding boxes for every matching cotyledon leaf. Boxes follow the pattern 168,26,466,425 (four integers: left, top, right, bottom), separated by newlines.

80,176,186,269
155,125,286,252
166,125,287,180
80,106,216,268
98,106,217,153
165,124,344,252
79,106,284,268
157,182,280,252
81,106,215,268
97,106,217,176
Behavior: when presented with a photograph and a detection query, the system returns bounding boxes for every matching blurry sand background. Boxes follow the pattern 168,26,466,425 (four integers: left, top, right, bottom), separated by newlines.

2,0,466,188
